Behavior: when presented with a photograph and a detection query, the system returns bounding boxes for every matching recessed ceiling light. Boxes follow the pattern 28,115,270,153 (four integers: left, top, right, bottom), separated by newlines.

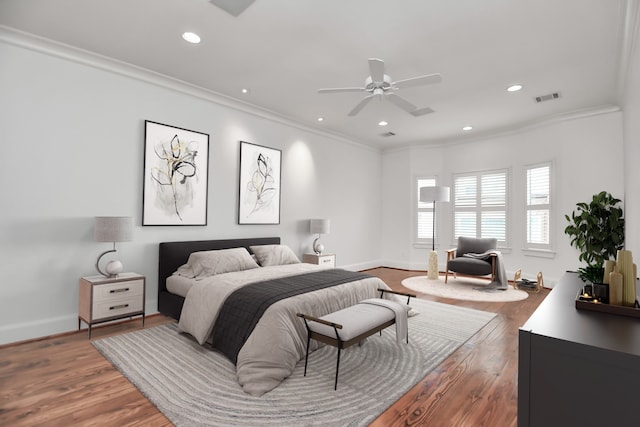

462,126,473,131
182,32,201,44
507,84,523,92
241,88,249,94
317,117,324,122
378,121,388,126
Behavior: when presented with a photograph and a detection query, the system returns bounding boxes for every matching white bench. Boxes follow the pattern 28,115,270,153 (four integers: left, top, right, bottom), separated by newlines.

297,288,415,390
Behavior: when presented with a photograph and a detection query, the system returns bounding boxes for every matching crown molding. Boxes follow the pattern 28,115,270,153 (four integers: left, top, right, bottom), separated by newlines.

383,104,622,154
0,25,379,153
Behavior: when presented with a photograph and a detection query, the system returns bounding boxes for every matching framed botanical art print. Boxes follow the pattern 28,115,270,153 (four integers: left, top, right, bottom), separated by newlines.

238,141,282,224
143,120,209,225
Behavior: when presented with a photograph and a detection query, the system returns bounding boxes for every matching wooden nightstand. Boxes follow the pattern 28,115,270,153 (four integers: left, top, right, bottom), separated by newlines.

303,253,336,268
78,273,145,338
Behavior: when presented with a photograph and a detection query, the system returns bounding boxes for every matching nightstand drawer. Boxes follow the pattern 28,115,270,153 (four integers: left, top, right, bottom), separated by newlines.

94,279,144,302
93,296,143,320
303,253,336,268
318,256,334,266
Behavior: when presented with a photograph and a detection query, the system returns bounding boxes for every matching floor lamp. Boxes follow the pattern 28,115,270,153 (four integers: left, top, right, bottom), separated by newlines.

419,186,450,280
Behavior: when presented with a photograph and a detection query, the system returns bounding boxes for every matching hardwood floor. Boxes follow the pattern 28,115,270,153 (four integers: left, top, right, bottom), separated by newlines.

367,268,548,427
0,268,549,426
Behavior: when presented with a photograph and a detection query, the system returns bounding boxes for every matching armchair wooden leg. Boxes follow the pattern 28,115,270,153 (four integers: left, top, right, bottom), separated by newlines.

445,269,449,283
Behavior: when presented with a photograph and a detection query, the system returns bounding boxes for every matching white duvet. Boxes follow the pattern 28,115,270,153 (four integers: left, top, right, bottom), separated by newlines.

177,263,392,396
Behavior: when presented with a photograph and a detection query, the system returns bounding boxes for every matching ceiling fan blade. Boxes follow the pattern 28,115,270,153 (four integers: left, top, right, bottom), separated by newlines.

393,73,442,89
410,106,435,117
368,58,385,83
348,94,376,116
318,87,365,94
386,93,417,113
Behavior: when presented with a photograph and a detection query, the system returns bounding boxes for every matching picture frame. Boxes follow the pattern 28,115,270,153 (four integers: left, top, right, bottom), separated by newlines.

143,120,209,226
238,141,282,224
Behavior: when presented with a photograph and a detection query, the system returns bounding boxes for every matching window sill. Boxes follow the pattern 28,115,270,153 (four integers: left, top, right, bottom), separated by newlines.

523,248,556,259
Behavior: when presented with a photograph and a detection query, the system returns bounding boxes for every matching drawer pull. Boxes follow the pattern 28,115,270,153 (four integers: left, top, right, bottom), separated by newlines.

110,304,129,310
110,288,130,293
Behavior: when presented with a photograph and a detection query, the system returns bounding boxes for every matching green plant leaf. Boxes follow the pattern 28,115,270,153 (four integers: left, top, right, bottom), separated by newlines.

564,191,624,273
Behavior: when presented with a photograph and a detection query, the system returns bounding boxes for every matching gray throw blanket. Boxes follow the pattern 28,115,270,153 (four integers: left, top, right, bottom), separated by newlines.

360,298,409,344
211,269,372,363
463,250,508,290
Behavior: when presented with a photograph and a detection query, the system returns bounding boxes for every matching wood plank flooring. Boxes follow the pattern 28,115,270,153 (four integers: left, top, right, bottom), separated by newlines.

0,268,549,426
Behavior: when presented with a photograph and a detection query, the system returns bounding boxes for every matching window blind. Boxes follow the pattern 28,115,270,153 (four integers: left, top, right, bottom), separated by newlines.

454,170,507,243
526,165,551,246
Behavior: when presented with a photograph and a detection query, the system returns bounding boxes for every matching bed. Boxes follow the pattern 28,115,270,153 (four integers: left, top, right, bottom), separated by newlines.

158,237,281,320
157,237,395,396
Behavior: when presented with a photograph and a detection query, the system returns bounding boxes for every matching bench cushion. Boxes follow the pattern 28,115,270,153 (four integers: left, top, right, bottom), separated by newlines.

309,301,407,341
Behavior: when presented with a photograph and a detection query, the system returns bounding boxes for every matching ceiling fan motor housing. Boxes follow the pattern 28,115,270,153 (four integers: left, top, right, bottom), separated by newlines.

365,75,392,92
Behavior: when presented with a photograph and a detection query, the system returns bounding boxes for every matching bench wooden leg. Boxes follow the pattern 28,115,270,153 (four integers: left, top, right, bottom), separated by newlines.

334,347,341,390
303,331,311,377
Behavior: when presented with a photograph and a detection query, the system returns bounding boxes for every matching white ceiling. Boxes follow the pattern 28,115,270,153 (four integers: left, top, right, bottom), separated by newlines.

0,0,634,149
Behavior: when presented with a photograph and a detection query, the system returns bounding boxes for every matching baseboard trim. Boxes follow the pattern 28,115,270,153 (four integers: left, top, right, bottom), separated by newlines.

340,260,385,272
0,298,159,346
0,313,163,349
0,313,78,346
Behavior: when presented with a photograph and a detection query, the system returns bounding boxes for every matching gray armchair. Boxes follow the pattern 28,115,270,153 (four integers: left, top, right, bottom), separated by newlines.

445,237,497,283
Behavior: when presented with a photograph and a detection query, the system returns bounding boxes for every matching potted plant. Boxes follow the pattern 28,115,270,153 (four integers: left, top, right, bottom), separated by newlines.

564,191,625,284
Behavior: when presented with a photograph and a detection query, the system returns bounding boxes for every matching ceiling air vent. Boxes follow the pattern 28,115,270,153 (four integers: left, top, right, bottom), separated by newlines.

380,131,396,137
534,92,561,103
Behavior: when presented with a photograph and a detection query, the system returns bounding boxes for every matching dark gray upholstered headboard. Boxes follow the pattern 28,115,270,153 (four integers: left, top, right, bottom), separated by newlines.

157,237,281,319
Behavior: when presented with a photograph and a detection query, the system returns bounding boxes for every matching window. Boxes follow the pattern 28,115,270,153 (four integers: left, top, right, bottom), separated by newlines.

416,177,436,243
453,169,508,244
526,163,551,250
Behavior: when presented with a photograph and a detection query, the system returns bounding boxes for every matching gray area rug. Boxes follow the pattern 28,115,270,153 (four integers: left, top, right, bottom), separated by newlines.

93,299,496,426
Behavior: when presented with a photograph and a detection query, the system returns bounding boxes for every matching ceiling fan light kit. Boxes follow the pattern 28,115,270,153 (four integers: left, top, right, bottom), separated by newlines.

318,58,442,117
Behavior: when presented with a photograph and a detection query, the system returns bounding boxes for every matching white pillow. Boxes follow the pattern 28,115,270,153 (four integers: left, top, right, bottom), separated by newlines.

250,244,301,267
175,247,259,279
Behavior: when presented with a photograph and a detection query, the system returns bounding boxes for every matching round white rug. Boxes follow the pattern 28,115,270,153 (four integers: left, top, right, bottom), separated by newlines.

402,276,528,302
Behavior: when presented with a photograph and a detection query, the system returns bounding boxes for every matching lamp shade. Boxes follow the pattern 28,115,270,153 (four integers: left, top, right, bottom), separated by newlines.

310,219,330,234
94,216,133,242
419,186,450,203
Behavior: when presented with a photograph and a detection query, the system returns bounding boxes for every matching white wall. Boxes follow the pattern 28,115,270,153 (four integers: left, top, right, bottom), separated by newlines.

0,36,382,344
381,111,625,286
2,25,637,345
623,6,640,257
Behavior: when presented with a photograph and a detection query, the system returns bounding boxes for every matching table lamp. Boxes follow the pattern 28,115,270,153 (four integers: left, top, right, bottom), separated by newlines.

310,219,330,255
94,216,133,277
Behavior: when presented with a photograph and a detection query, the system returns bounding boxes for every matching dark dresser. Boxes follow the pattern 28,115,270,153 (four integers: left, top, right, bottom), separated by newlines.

518,271,640,427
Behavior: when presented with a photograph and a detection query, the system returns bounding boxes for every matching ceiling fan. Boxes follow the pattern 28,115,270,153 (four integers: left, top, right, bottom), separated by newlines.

318,58,442,117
